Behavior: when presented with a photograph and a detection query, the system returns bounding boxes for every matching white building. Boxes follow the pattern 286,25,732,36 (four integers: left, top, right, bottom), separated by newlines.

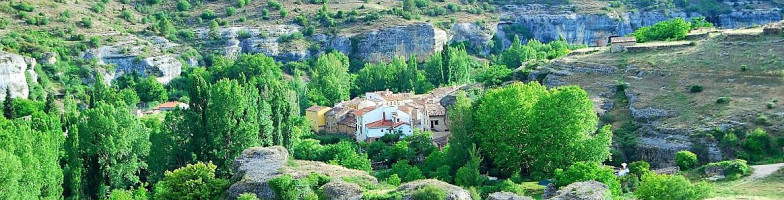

353,105,418,142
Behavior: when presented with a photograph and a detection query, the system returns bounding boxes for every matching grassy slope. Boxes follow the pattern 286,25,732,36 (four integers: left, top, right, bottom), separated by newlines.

710,168,784,199
553,31,784,132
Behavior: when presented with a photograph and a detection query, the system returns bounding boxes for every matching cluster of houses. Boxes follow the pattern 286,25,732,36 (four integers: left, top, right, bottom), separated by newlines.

306,86,463,144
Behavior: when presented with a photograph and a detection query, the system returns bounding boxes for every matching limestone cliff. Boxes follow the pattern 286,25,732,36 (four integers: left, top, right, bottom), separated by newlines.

82,35,182,84
195,25,310,62
499,4,782,46
0,51,36,99
348,22,448,62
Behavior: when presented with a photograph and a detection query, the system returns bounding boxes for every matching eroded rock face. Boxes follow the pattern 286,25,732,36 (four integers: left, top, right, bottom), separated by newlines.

82,35,182,84
500,4,782,46
351,22,448,63
226,146,377,200
488,192,534,200
0,51,33,99
547,181,611,200
195,25,310,62
321,180,364,200
396,179,472,200
450,22,498,55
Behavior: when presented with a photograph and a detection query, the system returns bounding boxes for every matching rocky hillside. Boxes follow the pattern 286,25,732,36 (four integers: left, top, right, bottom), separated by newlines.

535,29,784,167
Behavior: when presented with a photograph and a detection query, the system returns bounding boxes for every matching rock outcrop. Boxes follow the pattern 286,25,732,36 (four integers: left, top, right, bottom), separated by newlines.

488,192,533,200
0,51,35,99
500,4,782,46
82,35,182,84
321,180,364,200
196,25,310,62
226,146,376,200
349,22,448,63
547,181,611,200
449,22,498,55
395,179,472,200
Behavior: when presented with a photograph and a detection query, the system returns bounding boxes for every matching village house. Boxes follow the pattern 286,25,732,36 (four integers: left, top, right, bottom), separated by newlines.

609,36,637,53
313,86,463,143
305,106,332,132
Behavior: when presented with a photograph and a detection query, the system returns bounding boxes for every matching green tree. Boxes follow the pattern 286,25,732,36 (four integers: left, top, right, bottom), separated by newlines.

675,150,698,170
475,82,612,176
474,64,512,87
78,102,150,199
445,91,475,171
176,0,191,11
136,76,168,103
633,18,691,42
153,162,230,200
742,128,774,158
309,52,351,106
108,187,149,200
205,80,260,176
424,53,445,86
455,145,483,187
412,185,447,200
3,88,15,119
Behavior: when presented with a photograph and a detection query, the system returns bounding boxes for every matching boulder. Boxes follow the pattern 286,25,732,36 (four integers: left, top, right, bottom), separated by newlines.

488,192,533,200
38,52,57,65
226,146,376,200
321,180,364,200
396,179,471,200
0,51,32,99
547,181,611,200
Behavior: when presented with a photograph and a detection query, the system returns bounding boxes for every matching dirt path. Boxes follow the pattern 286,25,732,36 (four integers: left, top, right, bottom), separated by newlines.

747,163,784,179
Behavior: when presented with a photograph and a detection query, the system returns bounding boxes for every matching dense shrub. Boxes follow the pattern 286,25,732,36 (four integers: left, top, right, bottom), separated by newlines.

200,9,217,20
690,17,714,29
268,0,282,10
226,7,237,16
675,150,698,170
634,173,713,200
177,0,191,11
153,162,230,200
742,128,775,161
697,159,752,180
554,162,622,197
716,97,730,104
629,161,650,176
633,18,690,42
268,173,330,200
412,185,447,200
689,85,703,93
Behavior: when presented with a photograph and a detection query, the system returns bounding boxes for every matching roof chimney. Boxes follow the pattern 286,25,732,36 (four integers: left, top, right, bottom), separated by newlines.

383,112,386,122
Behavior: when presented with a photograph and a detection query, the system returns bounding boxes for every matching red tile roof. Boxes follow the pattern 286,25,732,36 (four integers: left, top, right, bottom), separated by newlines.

366,119,409,129
154,101,181,110
352,106,377,116
306,105,329,112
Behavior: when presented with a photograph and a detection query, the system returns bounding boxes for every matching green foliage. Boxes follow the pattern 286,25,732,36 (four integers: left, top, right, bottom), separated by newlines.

201,9,217,20
386,174,402,186
716,97,730,104
81,17,93,28
633,18,691,42
0,112,64,199
690,17,714,29
475,82,613,176
153,162,230,200
424,45,475,86
455,145,483,187
445,91,476,173
689,85,704,93
91,2,106,13
412,185,448,200
237,193,261,200
554,162,622,197
268,173,330,200
268,0,283,10
3,89,14,119
108,187,149,200
634,173,713,200
629,161,650,176
292,140,372,171
474,64,512,87
309,52,351,106
177,0,192,11
226,7,237,16
353,56,425,96
742,128,775,161
697,159,752,180
675,150,698,170
499,35,574,69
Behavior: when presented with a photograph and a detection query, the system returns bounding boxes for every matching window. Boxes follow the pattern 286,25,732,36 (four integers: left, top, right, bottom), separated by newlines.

434,120,439,125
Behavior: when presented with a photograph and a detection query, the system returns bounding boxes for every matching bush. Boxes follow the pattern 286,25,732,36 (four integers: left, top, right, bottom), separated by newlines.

629,161,650,176
237,193,260,200
200,9,217,20
12,2,35,12
698,159,752,180
742,128,774,159
633,18,691,42
226,7,237,16
766,102,775,109
412,186,447,200
634,173,713,200
385,174,401,186
716,97,730,104
268,173,330,200
268,0,282,10
675,150,698,170
81,17,93,28
554,162,622,197
153,162,230,200
177,0,191,11
689,85,703,93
